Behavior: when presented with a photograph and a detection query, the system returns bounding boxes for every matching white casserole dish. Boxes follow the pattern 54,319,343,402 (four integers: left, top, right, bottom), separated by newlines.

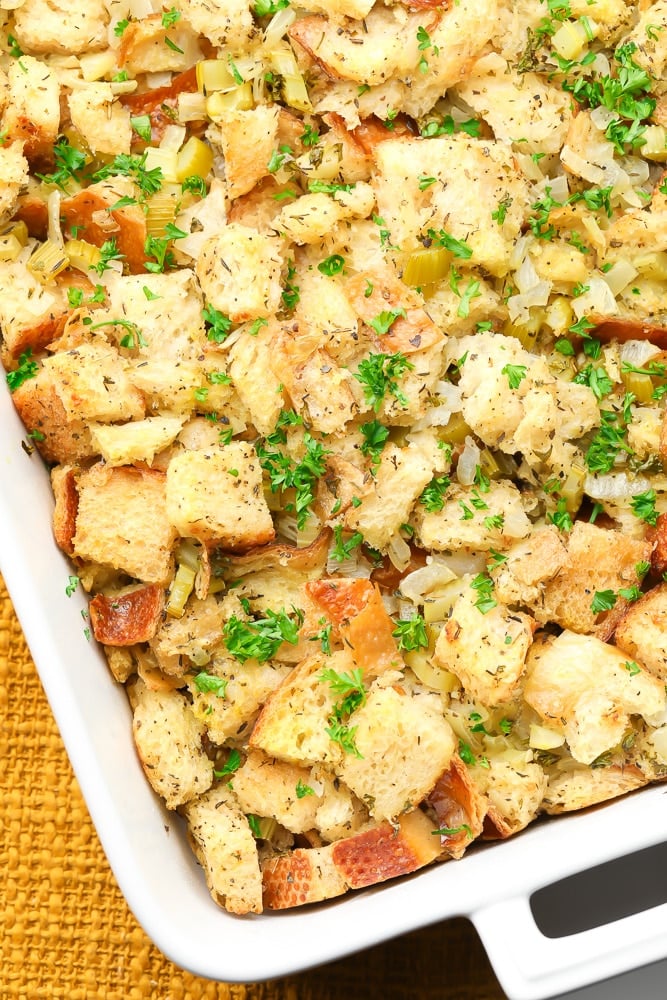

2,374,667,1000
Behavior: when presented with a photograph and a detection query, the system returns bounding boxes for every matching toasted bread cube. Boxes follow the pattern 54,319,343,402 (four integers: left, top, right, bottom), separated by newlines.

542,764,647,815
228,322,286,435
207,107,279,200
456,54,572,155
250,653,350,767
615,583,667,681
2,56,60,163
0,257,69,363
89,584,164,646
373,134,529,276
540,522,651,634
492,526,568,610
61,178,148,274
337,672,456,822
106,269,207,362
524,631,666,765
345,440,444,551
428,755,487,859
51,465,78,556
184,784,263,915
470,757,546,837
173,0,255,52
196,224,284,323
68,84,131,157
414,480,532,553
434,589,535,706
276,186,375,245
12,368,95,465
131,678,213,809
165,442,275,549
262,810,441,909
43,343,145,424
189,655,291,743
73,463,176,585
13,0,109,54
0,141,28,224
89,416,185,467
272,342,357,436
151,595,225,674
118,15,201,74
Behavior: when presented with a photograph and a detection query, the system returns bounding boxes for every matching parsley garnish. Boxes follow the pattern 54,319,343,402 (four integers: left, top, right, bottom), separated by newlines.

130,115,152,142
419,475,451,513
360,419,389,465
330,526,364,562
354,352,414,411
320,667,366,758
90,238,124,275
92,152,163,197
6,349,38,392
194,671,228,697
203,304,233,343
257,432,330,529
65,575,79,597
470,573,497,614
631,489,658,526
547,497,573,532
572,364,613,400
223,609,302,663
501,363,528,390
425,228,472,259
214,748,241,779
161,7,181,27
392,614,428,652
368,309,405,336
318,254,345,277
591,590,617,614
253,0,290,14
36,138,87,192
295,779,315,798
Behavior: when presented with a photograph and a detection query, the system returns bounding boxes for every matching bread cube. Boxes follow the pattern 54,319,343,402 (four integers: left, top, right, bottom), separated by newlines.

131,678,213,809
166,442,275,549
184,784,263,915
72,463,176,585
196,224,284,322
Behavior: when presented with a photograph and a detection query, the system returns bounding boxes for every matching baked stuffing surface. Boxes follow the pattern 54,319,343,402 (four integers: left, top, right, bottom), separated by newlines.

3,0,667,914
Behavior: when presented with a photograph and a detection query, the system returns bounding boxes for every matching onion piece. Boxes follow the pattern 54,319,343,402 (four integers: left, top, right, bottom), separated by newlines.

583,472,651,501
47,189,64,247
456,436,481,486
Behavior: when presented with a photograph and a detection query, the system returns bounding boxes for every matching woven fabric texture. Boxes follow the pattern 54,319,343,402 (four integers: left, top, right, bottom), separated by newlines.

0,574,505,1000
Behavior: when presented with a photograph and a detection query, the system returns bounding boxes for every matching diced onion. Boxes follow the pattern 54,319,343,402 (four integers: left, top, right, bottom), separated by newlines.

601,260,637,296
400,557,458,604
620,340,662,368
387,533,412,572
649,726,667,765
178,92,208,122
145,71,172,89
456,435,481,486
583,472,651,502
47,189,64,247
406,652,458,693
571,276,618,319
263,6,296,48
160,124,187,151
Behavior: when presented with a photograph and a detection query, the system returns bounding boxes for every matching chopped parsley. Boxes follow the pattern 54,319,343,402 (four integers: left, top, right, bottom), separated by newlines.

392,614,428,652
222,608,302,663
257,432,330,529
330,526,364,562
214,748,241,779
470,573,497,615
354,352,414,411
501,363,528,390
318,254,345,277
320,666,366,758
295,779,315,798
360,419,389,465
572,364,614,401
368,309,405,336
419,475,451,513
6,349,38,392
193,671,228,697
631,489,658,526
203,304,233,343
591,590,617,614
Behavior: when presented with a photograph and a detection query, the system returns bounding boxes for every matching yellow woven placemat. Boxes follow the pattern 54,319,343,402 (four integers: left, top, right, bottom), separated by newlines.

0,573,506,1000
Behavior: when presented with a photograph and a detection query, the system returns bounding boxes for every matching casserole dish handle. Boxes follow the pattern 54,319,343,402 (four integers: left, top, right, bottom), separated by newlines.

472,894,667,1000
